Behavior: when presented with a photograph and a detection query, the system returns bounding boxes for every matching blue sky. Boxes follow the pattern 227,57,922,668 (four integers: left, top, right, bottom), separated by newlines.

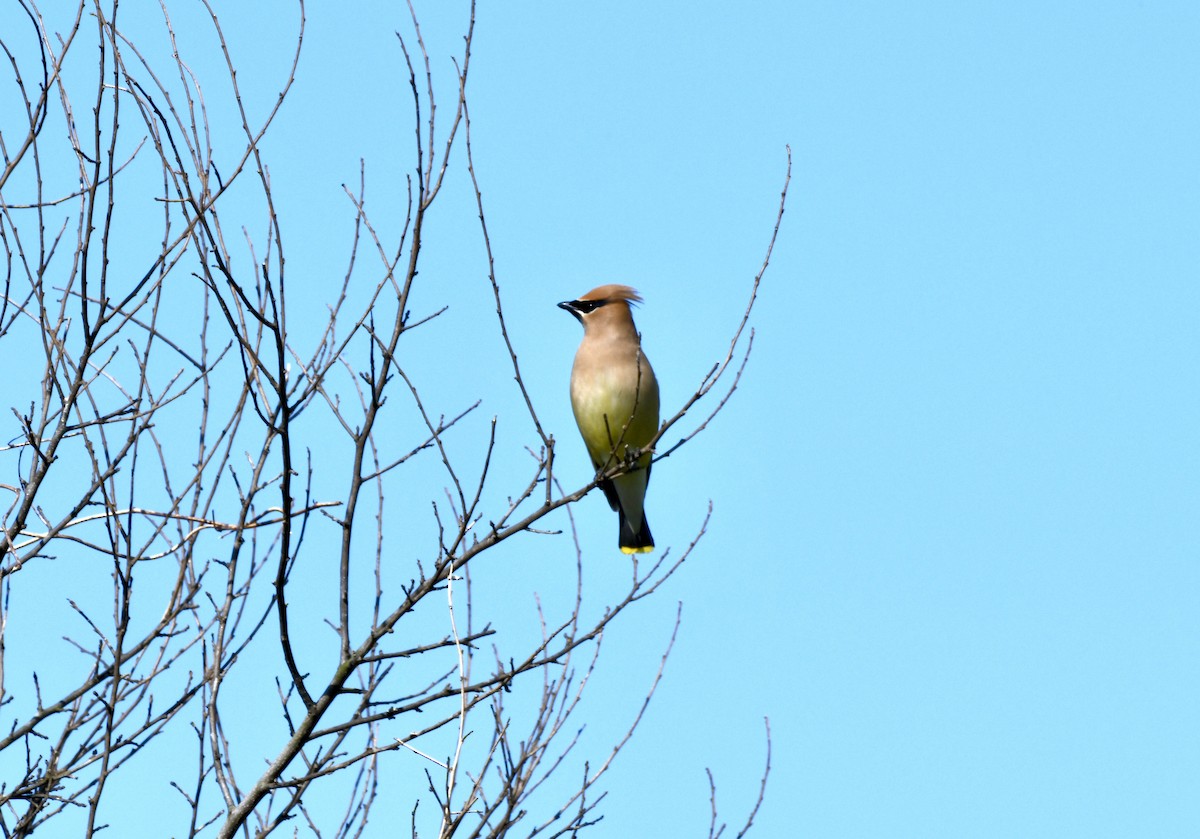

5,1,1199,836
457,4,1198,834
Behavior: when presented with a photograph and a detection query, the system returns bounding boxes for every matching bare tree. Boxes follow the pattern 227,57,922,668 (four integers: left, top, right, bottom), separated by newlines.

0,1,789,835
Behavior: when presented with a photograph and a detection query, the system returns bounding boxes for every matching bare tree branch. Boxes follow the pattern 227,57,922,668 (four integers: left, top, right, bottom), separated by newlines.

0,2,787,836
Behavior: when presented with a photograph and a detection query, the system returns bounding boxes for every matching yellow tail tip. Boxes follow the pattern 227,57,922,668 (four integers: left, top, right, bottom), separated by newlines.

620,545,654,555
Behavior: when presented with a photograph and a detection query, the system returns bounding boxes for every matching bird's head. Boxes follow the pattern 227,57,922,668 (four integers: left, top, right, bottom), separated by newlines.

558,285,644,327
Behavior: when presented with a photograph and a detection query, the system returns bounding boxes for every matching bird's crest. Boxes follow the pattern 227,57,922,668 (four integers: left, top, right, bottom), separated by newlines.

578,284,643,306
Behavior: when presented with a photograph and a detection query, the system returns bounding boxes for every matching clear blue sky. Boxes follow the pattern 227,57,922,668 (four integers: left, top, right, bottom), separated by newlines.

8,1,1200,836
459,4,1197,834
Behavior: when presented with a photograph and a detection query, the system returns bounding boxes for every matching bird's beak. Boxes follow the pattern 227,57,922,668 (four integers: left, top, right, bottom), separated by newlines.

558,300,582,322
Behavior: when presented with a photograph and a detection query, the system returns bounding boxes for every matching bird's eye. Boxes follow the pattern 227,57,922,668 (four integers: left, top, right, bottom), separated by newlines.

575,300,603,313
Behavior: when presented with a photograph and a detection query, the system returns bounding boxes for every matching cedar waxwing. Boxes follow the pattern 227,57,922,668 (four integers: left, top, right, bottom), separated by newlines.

559,285,660,554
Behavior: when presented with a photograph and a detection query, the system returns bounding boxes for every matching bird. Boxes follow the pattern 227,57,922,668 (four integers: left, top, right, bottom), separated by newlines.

559,284,660,553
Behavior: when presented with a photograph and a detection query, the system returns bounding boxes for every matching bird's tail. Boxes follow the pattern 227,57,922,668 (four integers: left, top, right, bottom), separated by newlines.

619,511,654,554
